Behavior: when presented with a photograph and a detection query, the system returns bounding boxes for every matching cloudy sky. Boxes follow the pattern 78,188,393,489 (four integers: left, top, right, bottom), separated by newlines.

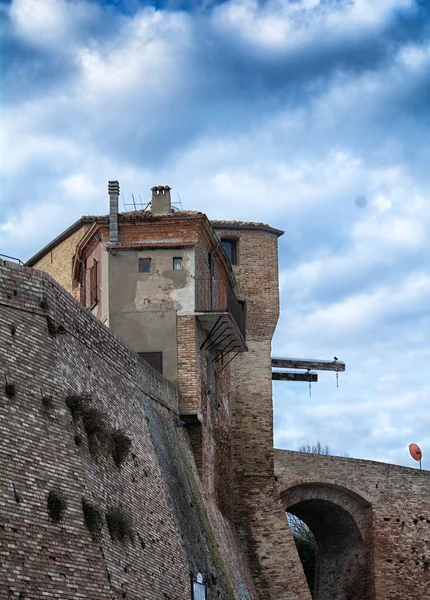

1,0,430,468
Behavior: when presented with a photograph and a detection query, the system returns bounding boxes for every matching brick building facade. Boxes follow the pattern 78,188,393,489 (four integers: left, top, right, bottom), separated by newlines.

3,182,429,599
0,260,257,600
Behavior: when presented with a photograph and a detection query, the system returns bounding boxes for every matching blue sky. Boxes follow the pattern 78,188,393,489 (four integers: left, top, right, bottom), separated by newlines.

1,0,430,467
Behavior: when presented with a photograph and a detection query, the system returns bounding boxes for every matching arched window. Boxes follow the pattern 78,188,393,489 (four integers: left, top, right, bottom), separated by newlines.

221,238,237,265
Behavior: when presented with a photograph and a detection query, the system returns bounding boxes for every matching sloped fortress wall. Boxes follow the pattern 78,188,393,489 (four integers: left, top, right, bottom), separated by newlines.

0,261,256,600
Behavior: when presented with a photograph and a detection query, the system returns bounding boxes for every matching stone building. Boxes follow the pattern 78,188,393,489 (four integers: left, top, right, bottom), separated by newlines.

25,182,306,599
4,181,427,600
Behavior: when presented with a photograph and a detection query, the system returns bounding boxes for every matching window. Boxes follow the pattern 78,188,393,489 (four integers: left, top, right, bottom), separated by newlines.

139,258,151,273
89,259,98,307
221,238,237,265
138,352,163,374
173,257,183,270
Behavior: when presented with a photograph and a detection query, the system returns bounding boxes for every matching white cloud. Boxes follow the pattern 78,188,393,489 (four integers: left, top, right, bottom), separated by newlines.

2,0,430,468
212,0,414,52
10,0,100,48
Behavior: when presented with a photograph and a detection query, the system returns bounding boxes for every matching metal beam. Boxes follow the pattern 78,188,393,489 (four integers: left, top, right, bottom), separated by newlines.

272,371,318,382
271,358,345,372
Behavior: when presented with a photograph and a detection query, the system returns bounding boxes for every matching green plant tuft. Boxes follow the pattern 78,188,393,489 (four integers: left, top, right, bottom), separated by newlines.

65,394,90,421
105,507,134,544
5,382,16,399
47,489,67,523
46,316,58,337
110,430,132,468
40,298,49,311
82,498,104,541
41,395,54,410
82,408,110,456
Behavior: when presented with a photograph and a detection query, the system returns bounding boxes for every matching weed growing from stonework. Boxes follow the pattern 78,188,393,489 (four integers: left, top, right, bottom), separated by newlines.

82,408,111,456
65,394,90,421
47,489,67,523
4,376,16,399
40,298,49,311
110,429,132,468
46,316,58,337
82,498,104,541
106,507,134,544
41,395,54,410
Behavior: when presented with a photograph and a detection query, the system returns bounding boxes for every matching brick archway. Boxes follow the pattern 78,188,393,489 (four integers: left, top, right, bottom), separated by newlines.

280,482,375,600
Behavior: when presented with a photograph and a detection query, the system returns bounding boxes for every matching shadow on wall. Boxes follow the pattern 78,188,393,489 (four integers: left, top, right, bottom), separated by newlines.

142,395,249,600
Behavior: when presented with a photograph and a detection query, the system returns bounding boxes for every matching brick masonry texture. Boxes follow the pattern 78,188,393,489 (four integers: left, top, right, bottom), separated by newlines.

32,224,90,301
0,261,257,600
276,450,430,600
9,207,430,600
213,228,312,600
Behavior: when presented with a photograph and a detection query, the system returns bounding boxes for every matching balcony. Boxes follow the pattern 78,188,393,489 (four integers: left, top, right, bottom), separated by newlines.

195,277,247,356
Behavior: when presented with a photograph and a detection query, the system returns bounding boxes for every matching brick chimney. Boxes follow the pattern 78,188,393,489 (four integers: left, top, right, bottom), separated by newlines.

108,180,119,242
151,185,172,216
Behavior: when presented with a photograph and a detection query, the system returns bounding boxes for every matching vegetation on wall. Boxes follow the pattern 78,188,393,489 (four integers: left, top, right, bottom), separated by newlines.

105,507,134,544
47,489,67,523
65,394,132,465
82,498,104,542
110,429,132,468
288,513,316,597
4,379,16,398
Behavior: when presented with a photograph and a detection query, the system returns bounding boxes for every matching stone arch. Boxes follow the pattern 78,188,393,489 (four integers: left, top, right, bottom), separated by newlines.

280,482,375,600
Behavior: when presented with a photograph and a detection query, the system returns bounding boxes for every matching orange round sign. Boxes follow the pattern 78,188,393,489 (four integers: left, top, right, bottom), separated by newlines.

409,443,422,461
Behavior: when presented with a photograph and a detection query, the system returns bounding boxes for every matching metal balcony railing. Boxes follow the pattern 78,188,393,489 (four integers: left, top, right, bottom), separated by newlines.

195,277,246,341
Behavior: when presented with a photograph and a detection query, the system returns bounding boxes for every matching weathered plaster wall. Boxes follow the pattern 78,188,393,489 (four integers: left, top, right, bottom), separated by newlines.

275,450,430,600
108,247,195,384
0,261,257,600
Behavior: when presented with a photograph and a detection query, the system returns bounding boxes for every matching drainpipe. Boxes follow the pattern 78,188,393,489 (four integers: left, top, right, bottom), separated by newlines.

108,180,120,243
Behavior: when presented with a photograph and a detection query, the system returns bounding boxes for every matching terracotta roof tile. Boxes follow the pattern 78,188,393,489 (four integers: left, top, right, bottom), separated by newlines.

106,241,196,250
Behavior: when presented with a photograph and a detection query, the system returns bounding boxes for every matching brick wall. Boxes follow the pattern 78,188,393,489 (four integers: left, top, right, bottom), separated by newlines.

31,224,90,301
275,450,430,600
213,228,312,600
0,261,257,600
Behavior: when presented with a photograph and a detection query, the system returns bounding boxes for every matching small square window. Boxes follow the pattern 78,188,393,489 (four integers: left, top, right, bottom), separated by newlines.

139,258,151,273
173,257,183,270
221,239,237,265
138,351,162,374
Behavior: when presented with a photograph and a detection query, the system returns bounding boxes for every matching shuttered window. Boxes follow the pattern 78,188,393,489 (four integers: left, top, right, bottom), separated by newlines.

89,259,98,307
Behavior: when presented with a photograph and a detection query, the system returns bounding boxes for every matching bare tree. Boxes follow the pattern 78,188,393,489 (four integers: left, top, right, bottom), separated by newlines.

298,440,350,458
298,440,330,455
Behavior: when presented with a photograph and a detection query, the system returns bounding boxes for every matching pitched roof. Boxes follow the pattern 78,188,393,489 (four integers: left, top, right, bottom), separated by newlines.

211,220,284,237
26,210,283,266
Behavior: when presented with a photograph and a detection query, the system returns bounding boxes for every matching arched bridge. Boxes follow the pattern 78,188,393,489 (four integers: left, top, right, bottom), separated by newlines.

274,449,430,600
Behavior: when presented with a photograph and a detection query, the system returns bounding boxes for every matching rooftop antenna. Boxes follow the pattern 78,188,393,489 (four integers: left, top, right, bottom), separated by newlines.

171,192,183,212
132,193,137,211
409,443,423,470
122,192,126,212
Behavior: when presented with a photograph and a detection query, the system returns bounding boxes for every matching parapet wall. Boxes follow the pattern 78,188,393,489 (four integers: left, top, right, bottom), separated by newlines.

0,261,256,600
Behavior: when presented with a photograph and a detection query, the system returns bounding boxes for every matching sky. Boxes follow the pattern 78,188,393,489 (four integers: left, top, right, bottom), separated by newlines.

1,0,430,468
